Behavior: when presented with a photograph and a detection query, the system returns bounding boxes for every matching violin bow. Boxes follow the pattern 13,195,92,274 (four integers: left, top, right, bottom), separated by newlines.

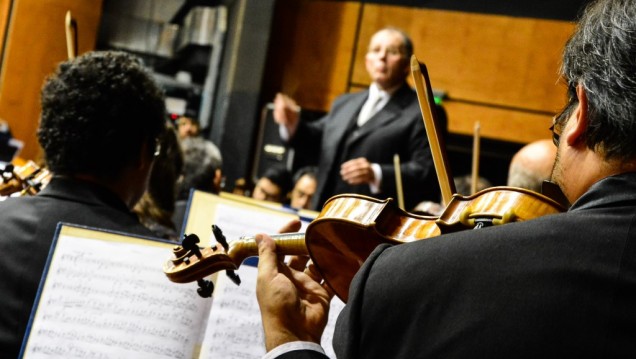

65,10,78,60
471,121,481,195
410,55,456,205
393,153,405,210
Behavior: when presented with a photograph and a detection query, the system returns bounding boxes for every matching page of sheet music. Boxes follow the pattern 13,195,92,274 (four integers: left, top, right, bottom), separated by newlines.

196,204,342,358
199,265,344,359
209,203,310,246
21,232,210,359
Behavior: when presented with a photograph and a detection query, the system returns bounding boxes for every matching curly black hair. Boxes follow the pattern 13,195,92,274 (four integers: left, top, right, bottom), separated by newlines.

37,51,166,179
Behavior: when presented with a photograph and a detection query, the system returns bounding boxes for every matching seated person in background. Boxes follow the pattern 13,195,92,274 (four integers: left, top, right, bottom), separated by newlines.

273,27,443,211
172,136,223,230
134,123,184,241
507,139,557,193
176,114,201,139
252,165,292,204
0,51,166,356
289,166,318,210
413,175,491,216
232,177,254,197
255,0,636,357
454,174,492,196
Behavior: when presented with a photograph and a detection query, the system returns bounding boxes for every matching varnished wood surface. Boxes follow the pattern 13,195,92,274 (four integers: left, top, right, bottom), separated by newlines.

0,0,103,162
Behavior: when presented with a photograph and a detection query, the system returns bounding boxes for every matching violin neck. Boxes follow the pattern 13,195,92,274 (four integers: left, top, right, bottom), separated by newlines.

228,232,308,266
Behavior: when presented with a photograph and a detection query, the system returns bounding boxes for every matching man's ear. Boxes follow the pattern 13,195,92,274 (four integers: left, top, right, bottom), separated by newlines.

564,84,588,146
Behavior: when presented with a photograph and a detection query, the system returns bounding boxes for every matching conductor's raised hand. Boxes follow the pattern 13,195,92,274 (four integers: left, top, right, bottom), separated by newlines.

273,93,301,136
256,229,333,351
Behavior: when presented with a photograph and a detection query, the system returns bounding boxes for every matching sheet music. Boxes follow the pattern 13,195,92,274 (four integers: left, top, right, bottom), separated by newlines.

200,265,343,359
211,203,309,245
22,232,210,359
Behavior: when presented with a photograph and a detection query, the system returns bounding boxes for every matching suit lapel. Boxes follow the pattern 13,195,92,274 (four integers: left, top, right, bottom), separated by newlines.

322,91,367,164
344,84,411,149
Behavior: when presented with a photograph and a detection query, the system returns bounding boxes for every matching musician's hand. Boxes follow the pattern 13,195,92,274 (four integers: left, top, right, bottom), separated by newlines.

273,93,300,136
256,233,333,351
340,157,375,185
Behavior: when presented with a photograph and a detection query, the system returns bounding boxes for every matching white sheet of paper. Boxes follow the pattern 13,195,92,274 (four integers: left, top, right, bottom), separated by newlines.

199,265,344,359
21,232,209,359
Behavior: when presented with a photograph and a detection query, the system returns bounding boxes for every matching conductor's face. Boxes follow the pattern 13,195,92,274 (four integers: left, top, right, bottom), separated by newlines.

365,29,409,90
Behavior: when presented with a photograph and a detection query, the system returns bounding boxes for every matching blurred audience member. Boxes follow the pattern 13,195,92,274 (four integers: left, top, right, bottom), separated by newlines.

413,175,491,216
173,136,223,231
290,166,317,210
454,174,492,196
177,115,200,139
177,137,223,199
134,123,184,240
252,165,292,204
507,139,557,193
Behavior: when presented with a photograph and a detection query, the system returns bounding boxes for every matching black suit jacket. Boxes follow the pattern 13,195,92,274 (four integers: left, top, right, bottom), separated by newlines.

0,176,156,357
289,84,441,211
276,172,636,358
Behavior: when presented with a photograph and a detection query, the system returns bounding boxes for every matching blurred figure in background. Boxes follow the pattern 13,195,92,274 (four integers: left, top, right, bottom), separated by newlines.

252,165,292,204
176,114,200,139
273,27,442,211
289,166,317,210
172,136,223,232
507,139,557,193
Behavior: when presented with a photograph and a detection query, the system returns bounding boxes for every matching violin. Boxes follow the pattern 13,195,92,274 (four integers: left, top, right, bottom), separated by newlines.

0,161,51,198
163,55,566,302
164,190,563,301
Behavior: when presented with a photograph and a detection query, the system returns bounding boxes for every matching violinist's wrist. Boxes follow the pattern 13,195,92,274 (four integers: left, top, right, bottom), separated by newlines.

263,341,326,359
262,319,319,351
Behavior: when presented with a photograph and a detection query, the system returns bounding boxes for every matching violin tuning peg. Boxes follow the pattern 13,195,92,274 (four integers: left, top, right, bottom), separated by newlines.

196,279,214,298
226,270,241,286
212,225,229,252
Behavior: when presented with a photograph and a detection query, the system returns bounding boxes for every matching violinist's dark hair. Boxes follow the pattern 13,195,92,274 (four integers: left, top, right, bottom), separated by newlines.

561,0,636,160
38,51,166,179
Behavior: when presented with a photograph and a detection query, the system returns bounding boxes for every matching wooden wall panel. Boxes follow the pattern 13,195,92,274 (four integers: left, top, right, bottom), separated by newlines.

351,5,576,143
0,0,103,161
0,0,11,64
264,0,360,111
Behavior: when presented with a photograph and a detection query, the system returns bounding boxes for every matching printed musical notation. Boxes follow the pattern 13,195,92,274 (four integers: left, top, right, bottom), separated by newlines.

199,265,343,359
22,230,209,359
21,189,332,359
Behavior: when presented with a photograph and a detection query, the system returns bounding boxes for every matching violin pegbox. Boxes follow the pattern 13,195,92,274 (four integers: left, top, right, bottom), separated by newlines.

163,231,238,294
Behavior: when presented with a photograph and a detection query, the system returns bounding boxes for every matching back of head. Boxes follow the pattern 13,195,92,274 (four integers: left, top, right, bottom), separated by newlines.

507,139,557,192
38,51,166,180
261,165,293,196
561,0,636,161
178,137,223,199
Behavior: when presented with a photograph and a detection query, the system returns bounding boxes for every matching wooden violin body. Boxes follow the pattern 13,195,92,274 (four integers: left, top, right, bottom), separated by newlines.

0,161,51,198
164,190,564,302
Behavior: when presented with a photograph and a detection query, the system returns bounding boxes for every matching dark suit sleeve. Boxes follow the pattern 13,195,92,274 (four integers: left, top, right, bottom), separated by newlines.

287,94,353,168
276,350,330,359
331,243,394,359
378,105,444,208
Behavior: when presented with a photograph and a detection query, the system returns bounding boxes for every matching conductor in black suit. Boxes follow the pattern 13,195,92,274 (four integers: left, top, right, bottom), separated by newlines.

256,0,636,357
273,27,442,211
